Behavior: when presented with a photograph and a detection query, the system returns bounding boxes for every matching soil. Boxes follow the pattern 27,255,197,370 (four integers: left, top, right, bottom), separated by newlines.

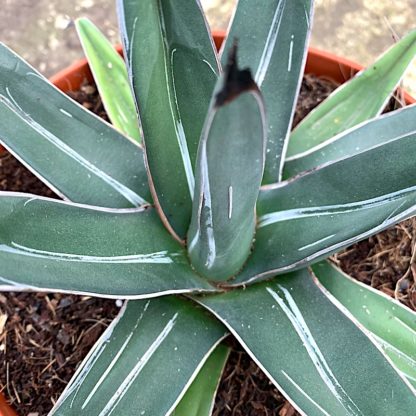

0,293,119,415
0,153,56,199
0,76,414,416
213,340,298,416
334,218,416,311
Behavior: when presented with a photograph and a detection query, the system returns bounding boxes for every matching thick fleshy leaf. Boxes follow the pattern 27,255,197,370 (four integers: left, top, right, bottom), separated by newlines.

285,104,416,178
287,29,416,158
195,269,416,416
222,0,313,183
118,0,220,240
233,129,416,286
75,18,141,143
314,261,416,388
51,297,228,415
0,194,217,298
0,43,150,208
187,58,266,281
172,344,229,416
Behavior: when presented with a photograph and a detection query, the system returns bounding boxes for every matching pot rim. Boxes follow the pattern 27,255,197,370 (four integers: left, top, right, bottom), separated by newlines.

49,30,415,105
1,30,414,156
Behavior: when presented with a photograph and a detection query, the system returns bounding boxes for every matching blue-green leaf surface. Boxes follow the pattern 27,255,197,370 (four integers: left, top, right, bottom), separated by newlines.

173,344,230,416
232,128,416,286
51,297,227,415
195,269,416,415
187,68,266,281
0,43,150,208
75,18,142,143
314,261,416,388
222,0,313,183
118,0,220,240
0,194,216,298
287,29,416,159
284,104,416,178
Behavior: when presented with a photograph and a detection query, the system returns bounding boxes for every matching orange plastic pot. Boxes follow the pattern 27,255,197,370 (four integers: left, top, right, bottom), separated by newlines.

0,30,414,156
305,46,415,105
0,31,415,416
0,393,17,416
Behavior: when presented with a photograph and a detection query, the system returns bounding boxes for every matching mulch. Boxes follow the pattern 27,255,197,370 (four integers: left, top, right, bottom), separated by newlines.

0,75,413,416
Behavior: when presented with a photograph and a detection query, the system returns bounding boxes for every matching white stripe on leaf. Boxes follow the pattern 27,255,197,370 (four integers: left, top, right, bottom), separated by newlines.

255,0,286,86
281,370,332,416
0,89,146,206
267,286,363,415
1,242,177,264
81,301,150,409
99,313,178,416
258,185,416,228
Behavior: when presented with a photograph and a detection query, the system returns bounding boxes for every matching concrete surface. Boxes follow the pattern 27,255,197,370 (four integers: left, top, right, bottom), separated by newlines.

0,0,415,93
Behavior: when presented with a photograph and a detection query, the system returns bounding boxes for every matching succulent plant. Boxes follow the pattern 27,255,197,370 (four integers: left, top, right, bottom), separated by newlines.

0,1,416,415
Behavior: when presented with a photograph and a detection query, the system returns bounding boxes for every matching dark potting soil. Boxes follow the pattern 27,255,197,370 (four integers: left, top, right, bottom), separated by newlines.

334,218,416,311
0,76,413,416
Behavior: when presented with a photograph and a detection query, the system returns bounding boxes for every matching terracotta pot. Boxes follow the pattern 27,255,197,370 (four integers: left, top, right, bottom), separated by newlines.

0,31,414,415
0,392,17,416
0,31,414,156
305,46,415,105
48,32,224,91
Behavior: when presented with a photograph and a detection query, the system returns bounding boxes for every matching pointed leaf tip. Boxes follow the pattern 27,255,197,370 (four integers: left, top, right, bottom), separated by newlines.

75,17,142,143
215,41,258,107
286,28,416,160
222,0,314,183
188,63,266,280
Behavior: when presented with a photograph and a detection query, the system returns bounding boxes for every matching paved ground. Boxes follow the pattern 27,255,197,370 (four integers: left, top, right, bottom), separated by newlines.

0,0,415,93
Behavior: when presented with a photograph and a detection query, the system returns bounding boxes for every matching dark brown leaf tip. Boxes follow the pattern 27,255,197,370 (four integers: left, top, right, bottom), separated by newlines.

215,39,258,107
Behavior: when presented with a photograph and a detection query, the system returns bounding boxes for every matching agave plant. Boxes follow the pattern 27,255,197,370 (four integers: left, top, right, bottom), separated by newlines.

0,1,416,415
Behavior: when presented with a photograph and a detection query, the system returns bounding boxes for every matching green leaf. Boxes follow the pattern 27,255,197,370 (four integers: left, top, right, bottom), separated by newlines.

0,43,151,208
51,297,227,415
187,60,266,281
233,129,416,285
173,344,230,416
284,104,416,178
75,18,141,143
118,0,219,240
0,194,217,298
286,29,416,158
195,269,416,416
222,0,313,183
314,261,416,388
